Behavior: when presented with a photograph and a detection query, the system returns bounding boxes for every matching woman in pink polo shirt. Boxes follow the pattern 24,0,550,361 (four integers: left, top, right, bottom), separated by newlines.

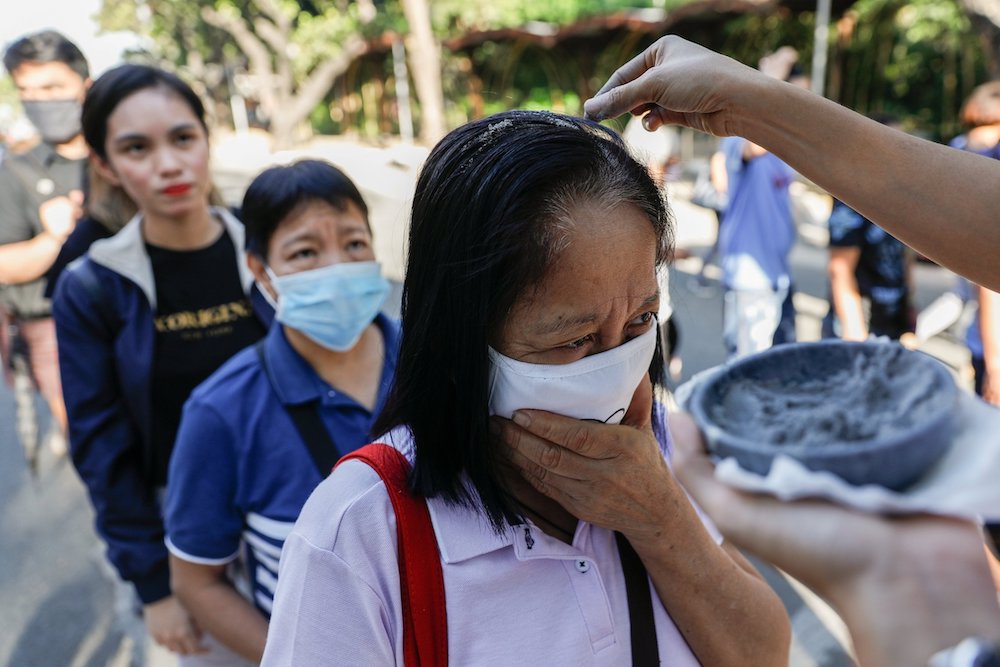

262,110,790,665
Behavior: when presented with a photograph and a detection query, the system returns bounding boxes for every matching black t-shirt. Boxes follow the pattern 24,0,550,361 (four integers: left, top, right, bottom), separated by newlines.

147,230,265,485
828,200,907,309
827,199,911,338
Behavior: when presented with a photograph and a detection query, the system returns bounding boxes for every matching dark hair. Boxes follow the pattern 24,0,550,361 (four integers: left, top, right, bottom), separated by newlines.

82,64,207,161
373,110,674,531
241,160,370,260
785,64,806,82
4,30,89,80
868,113,900,128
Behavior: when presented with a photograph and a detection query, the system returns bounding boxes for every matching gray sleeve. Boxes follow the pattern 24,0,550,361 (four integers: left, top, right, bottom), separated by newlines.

0,165,35,246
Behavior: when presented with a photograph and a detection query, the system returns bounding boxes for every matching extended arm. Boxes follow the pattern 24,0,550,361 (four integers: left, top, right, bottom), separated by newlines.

709,151,728,194
828,247,867,341
978,286,1000,405
170,557,268,662
0,233,66,284
165,400,267,661
584,36,1000,291
0,188,81,285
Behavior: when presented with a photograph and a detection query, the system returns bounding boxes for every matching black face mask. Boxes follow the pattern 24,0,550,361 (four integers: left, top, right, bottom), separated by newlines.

22,98,82,144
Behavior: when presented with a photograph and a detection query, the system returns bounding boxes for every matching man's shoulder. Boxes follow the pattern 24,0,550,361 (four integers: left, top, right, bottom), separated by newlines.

0,144,47,176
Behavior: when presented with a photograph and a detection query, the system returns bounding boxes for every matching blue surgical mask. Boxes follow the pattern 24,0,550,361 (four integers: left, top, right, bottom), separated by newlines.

266,261,390,352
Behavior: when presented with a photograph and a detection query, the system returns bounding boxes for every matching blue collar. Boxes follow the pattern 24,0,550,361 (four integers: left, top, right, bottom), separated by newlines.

262,312,399,407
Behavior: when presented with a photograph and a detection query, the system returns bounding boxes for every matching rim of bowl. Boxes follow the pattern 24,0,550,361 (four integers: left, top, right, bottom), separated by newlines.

688,340,959,459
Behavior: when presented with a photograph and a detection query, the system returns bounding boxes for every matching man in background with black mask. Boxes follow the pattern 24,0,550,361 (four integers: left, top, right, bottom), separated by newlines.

0,30,90,463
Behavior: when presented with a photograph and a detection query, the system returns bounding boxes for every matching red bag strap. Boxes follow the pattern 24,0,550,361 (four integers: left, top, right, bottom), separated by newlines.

336,443,448,666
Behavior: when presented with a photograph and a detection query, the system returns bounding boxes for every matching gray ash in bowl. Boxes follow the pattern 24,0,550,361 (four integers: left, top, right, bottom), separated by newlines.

708,345,939,449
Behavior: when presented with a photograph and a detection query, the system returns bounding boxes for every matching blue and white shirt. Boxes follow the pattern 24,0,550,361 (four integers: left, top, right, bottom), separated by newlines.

165,314,400,615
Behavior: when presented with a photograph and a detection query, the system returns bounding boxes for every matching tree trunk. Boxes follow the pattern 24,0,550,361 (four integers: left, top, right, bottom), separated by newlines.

400,0,446,145
202,2,366,151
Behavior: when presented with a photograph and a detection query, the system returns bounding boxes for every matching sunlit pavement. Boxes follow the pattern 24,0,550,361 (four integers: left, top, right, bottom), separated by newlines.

0,149,970,666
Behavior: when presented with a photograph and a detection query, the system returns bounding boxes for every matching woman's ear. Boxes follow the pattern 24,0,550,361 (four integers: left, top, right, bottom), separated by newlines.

89,153,121,188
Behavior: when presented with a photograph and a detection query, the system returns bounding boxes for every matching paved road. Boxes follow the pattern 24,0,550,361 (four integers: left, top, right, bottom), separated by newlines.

0,170,968,666
0,390,131,666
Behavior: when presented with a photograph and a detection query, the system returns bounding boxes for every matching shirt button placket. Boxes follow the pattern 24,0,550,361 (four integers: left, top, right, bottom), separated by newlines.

562,558,615,652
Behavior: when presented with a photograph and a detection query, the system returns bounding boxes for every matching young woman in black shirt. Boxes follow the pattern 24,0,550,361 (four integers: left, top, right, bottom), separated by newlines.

52,65,271,662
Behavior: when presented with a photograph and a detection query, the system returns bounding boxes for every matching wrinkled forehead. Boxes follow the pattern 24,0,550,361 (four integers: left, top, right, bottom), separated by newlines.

511,202,659,320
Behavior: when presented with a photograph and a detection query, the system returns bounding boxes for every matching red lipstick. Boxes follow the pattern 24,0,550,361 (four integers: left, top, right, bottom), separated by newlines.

163,183,192,196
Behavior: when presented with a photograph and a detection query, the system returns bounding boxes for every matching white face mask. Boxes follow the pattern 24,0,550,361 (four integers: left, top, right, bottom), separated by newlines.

488,324,657,424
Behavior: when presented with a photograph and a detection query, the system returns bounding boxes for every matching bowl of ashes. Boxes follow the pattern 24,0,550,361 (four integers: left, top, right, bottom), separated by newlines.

688,340,959,491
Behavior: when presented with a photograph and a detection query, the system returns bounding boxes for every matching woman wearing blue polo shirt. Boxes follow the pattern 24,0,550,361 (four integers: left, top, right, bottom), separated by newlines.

164,159,398,664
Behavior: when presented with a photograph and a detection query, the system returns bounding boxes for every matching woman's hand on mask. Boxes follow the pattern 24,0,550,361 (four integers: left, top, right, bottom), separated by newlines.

496,379,680,546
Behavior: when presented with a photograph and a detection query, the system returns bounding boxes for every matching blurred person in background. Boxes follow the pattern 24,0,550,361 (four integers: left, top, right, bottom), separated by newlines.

717,47,805,359
824,117,914,344
951,82,1000,405
165,160,398,664
687,146,728,295
0,30,90,462
824,199,914,342
52,64,272,662
45,160,138,298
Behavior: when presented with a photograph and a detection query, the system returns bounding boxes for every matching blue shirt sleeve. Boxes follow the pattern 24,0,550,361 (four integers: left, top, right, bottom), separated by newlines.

52,263,171,604
165,396,243,564
720,136,746,175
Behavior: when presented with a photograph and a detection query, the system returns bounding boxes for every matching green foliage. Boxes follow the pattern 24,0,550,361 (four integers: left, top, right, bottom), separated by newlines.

716,11,817,70
97,0,224,67
429,0,694,35
833,0,985,140
96,0,987,143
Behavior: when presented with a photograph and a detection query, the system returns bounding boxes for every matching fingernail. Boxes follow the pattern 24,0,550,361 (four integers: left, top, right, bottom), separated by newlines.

642,115,655,131
583,102,603,122
512,410,531,427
